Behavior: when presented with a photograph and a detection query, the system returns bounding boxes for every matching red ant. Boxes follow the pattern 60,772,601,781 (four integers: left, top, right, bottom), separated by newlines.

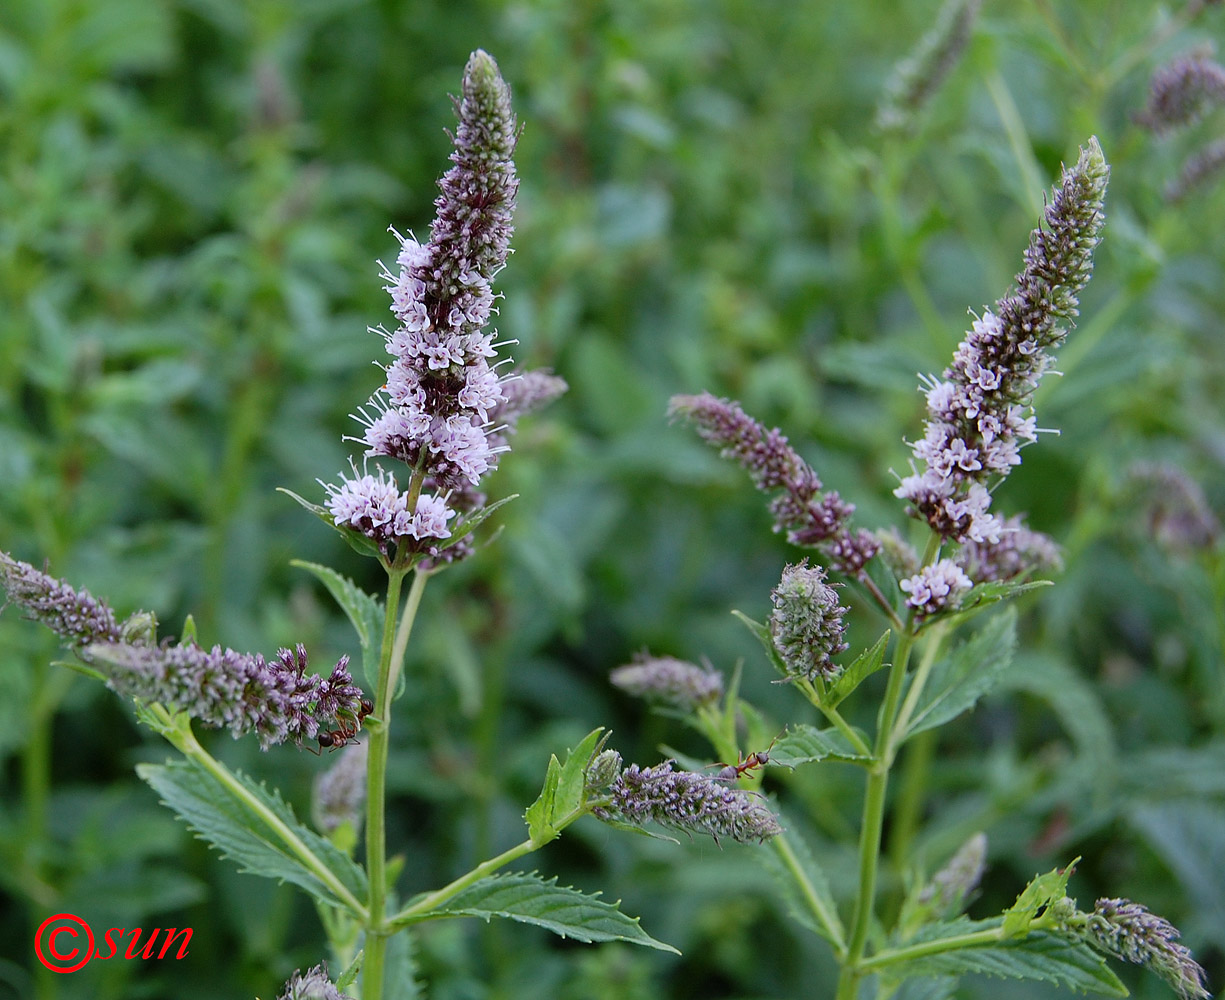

713,736,779,784
309,698,374,754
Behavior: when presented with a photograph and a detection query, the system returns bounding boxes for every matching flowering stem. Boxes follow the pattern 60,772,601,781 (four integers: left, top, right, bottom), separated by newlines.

387,804,590,927
837,535,940,1000
860,923,1008,970
159,710,368,920
837,631,915,1000
363,564,410,1000
855,570,907,633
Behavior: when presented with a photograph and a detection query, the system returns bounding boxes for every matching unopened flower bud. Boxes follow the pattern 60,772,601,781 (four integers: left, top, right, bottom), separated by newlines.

769,560,849,682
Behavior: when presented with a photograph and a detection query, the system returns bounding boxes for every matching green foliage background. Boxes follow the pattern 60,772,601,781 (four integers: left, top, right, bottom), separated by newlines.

1,1,1223,997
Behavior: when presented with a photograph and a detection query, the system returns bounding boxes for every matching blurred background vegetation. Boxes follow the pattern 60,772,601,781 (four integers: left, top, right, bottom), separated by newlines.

1,1,1224,998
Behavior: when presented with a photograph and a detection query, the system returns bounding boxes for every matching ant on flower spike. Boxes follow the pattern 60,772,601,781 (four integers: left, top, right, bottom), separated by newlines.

714,735,780,784
309,698,374,754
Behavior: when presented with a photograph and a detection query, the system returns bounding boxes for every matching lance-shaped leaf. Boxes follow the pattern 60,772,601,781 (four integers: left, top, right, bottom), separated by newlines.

903,607,1017,739
278,487,382,559
406,871,679,953
826,631,890,708
138,758,368,912
769,724,873,768
292,560,383,689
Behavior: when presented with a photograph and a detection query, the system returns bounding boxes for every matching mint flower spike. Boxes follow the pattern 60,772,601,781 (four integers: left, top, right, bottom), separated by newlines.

1083,898,1209,1000
88,640,367,751
610,653,724,711
0,551,136,659
895,137,1109,545
876,0,982,133
278,962,354,1000
592,758,783,845
669,392,880,573
331,50,520,553
1135,49,1225,134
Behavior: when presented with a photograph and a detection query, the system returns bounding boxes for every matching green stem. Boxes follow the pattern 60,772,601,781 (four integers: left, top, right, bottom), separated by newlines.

837,629,916,1000
819,703,875,760
888,727,936,870
363,565,411,1000
772,831,848,958
836,535,940,1000
165,714,368,919
387,805,590,927
859,924,1005,971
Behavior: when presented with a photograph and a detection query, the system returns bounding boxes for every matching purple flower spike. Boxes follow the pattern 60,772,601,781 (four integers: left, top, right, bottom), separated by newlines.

1135,50,1225,134
593,759,782,845
90,641,366,750
0,552,131,657
610,653,724,711
328,51,529,558
669,392,876,569
895,138,1109,543
1086,898,1209,1000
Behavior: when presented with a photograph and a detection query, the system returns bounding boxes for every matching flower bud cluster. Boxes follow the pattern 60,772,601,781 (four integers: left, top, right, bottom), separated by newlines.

1125,460,1221,552
768,561,849,681
325,50,522,559
1135,50,1225,134
899,559,972,619
278,962,353,1000
895,139,1109,545
1083,898,1209,1000
669,392,879,573
312,741,369,836
955,515,1062,583
92,641,365,750
610,654,723,711
592,758,782,845
917,831,987,912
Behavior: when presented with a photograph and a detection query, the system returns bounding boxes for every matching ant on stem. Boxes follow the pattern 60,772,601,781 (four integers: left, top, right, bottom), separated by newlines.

713,735,780,784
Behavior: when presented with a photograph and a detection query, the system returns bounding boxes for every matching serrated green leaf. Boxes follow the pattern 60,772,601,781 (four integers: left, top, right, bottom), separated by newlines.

278,487,382,559
891,926,1126,996
731,609,789,678
827,631,890,709
292,560,383,690
415,872,679,953
525,754,563,843
384,931,421,1000
138,759,368,911
1002,859,1078,937
904,608,1017,738
769,724,873,768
